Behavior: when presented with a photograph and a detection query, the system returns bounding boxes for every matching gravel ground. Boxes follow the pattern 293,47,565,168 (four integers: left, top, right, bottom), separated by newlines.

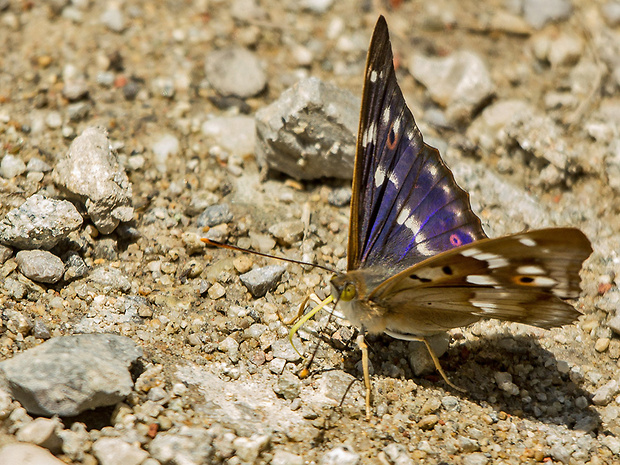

1,0,620,464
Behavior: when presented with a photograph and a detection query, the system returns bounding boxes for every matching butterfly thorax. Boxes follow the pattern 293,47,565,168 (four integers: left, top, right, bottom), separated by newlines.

331,267,485,338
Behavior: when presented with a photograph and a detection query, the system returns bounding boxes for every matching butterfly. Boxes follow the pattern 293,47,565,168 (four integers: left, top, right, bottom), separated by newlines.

326,16,592,417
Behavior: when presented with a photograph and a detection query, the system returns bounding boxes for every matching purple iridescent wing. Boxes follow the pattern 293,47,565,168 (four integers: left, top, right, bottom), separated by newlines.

348,16,487,274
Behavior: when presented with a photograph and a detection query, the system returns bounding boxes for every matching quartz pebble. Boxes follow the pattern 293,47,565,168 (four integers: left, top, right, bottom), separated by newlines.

52,126,133,234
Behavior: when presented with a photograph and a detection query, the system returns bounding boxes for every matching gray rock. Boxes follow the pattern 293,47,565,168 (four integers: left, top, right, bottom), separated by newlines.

0,443,66,465
321,446,360,465
16,250,65,284
255,77,359,180
52,126,133,234
383,443,415,465
92,437,149,465
407,333,450,376
15,417,63,453
0,334,142,416
233,434,270,463
273,371,301,400
609,314,620,336
88,266,132,293
0,154,27,178
202,116,255,158
62,251,89,281
441,395,460,412
149,427,214,465
205,47,266,98
197,203,233,228
0,244,12,264
66,101,91,121
0,194,83,250
409,51,495,123
185,191,219,216
602,1,620,26
522,0,572,29
592,379,620,406
271,338,303,362
328,187,352,207
269,220,304,246
33,320,51,340
239,265,285,297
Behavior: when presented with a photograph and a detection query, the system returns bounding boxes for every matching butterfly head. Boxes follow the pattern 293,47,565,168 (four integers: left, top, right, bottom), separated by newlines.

330,274,357,303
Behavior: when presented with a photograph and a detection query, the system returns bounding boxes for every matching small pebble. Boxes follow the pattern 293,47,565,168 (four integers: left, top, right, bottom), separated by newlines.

239,265,285,298
16,250,65,284
205,47,266,98
0,154,27,178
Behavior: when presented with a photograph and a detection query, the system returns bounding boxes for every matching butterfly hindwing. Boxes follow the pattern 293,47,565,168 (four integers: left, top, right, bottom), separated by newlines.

348,16,487,275
368,228,592,331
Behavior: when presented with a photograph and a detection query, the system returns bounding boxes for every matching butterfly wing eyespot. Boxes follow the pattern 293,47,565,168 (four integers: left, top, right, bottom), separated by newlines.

340,283,357,301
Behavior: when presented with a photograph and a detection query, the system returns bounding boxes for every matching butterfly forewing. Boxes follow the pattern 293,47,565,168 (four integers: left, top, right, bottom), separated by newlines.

369,228,592,330
348,16,487,274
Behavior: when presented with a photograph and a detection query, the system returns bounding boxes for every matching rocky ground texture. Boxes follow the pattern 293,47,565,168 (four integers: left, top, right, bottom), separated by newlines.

1,0,620,464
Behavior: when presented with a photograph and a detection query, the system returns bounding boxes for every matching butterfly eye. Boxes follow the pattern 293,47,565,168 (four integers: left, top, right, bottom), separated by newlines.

340,283,357,301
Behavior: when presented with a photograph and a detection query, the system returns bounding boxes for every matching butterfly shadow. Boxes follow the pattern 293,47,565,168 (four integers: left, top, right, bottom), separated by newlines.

348,331,601,432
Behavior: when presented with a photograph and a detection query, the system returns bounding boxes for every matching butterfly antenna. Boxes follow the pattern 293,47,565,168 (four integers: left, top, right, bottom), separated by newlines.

201,238,337,273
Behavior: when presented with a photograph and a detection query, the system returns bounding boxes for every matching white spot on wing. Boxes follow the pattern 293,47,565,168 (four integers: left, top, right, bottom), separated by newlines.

519,237,537,247
370,70,377,83
529,276,557,287
374,165,386,187
405,216,422,235
473,252,509,269
396,206,411,225
471,301,499,314
388,172,400,188
517,265,545,275
461,248,481,257
367,121,377,144
382,106,390,125
466,275,498,286
393,116,401,135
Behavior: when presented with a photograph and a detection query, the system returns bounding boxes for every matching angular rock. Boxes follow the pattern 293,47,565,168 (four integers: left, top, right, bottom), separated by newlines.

0,194,83,250
15,417,63,453
239,265,285,297
0,443,66,465
52,126,133,234
410,51,495,123
16,250,65,284
149,427,214,465
255,77,359,180
0,333,142,416
92,437,149,465
205,47,266,98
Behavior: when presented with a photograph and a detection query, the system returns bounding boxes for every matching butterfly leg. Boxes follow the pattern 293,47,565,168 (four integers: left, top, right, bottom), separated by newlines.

418,336,465,393
356,333,372,420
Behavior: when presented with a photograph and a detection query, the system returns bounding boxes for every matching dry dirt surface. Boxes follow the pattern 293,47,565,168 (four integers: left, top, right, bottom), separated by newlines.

1,0,620,464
